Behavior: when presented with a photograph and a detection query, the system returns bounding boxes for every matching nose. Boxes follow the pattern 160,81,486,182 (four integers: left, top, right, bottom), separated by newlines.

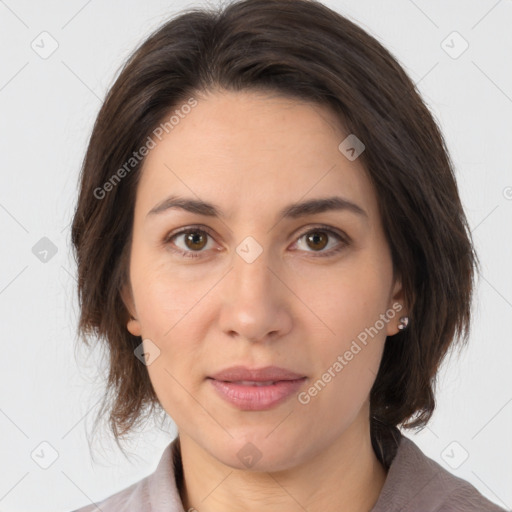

217,241,293,344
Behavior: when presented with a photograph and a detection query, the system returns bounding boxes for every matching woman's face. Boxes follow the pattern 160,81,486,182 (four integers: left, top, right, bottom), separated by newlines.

123,89,404,470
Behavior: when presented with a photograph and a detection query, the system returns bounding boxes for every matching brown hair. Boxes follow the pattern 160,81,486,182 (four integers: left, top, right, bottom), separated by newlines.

71,0,478,463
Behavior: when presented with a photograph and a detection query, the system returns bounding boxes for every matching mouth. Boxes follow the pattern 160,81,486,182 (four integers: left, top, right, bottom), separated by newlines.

208,365,306,383
206,376,307,410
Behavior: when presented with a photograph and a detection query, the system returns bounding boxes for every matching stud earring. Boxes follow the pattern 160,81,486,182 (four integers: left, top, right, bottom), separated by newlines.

397,316,409,331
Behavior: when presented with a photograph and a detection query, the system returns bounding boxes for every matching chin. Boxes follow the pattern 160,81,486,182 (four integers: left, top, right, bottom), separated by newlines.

209,432,305,473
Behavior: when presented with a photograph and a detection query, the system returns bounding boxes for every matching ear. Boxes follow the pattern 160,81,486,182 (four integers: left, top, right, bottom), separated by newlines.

386,276,407,337
121,282,142,337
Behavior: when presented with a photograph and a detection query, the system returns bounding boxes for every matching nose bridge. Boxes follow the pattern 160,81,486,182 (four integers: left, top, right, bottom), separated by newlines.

232,234,275,305
217,234,292,341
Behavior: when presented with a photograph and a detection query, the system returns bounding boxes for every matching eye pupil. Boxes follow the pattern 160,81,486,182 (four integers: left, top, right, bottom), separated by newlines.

185,231,207,250
306,231,328,250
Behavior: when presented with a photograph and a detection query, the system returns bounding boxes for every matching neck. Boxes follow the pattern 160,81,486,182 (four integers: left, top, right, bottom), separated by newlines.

177,414,388,512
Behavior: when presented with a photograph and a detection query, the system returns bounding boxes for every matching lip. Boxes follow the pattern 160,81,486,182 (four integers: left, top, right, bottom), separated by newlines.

207,365,307,411
208,365,306,382
208,378,307,410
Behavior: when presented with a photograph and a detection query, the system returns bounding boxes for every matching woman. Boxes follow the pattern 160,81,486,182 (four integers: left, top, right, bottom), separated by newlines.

70,0,508,510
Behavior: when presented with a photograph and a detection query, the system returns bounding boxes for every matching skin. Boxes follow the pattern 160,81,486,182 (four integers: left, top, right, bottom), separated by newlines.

122,89,407,512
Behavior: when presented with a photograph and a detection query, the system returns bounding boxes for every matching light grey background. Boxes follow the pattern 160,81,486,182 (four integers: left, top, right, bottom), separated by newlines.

0,1,511,511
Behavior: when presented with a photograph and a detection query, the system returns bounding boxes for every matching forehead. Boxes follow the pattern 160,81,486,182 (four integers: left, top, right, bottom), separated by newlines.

136,89,378,225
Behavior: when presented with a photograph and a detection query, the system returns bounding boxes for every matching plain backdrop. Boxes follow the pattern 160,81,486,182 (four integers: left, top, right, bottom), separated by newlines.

0,1,511,511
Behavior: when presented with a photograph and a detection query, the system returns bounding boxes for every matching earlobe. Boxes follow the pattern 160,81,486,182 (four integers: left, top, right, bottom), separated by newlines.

386,277,408,336
127,316,142,337
386,302,409,336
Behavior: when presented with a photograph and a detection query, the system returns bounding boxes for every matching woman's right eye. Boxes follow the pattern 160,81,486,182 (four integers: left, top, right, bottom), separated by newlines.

163,227,216,258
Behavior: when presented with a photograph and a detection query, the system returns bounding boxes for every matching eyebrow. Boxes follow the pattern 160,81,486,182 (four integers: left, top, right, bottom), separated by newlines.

146,194,368,221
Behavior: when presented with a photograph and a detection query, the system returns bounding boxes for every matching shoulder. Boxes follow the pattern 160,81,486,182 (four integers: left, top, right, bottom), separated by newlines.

70,477,150,512
70,437,185,512
372,433,508,512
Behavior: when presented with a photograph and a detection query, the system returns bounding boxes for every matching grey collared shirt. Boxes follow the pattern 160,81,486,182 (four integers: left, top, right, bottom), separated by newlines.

71,433,508,512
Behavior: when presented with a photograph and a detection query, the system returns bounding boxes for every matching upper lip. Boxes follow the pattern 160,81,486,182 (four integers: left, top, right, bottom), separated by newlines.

208,365,306,382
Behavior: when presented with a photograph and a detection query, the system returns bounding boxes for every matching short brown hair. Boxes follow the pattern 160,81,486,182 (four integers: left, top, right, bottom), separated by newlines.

71,0,478,462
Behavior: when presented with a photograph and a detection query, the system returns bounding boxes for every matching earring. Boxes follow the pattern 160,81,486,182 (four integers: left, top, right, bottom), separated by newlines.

397,316,409,331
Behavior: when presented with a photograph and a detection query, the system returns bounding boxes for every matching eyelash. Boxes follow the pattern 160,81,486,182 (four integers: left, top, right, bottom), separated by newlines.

162,224,350,259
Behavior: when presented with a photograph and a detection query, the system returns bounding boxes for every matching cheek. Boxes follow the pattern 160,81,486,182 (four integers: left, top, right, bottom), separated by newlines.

130,258,210,364
306,263,390,342
131,256,206,337
300,313,387,431
137,281,205,419
300,260,391,399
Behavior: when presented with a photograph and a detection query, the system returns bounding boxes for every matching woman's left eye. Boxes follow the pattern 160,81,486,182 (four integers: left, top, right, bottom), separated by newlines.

293,228,349,256
163,225,349,259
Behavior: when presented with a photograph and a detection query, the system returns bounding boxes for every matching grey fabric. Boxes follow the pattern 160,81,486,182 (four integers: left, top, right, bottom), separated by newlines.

370,435,508,511
72,432,509,511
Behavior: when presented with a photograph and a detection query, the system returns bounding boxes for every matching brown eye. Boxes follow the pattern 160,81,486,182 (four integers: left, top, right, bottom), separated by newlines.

164,227,215,258
305,231,329,251
183,231,208,251
294,227,349,257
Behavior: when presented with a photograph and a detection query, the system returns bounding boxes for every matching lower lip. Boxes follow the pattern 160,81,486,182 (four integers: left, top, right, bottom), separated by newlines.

208,377,307,410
